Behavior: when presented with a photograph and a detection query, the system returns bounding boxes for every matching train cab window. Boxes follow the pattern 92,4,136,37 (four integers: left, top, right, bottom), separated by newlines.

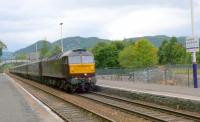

62,57,68,64
82,56,94,63
68,56,81,64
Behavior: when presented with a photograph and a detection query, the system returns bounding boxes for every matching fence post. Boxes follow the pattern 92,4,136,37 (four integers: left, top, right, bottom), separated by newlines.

188,64,190,87
147,68,150,83
164,68,167,85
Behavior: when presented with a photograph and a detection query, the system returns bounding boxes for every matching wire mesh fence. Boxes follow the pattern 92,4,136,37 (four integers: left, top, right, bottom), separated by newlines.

96,64,200,88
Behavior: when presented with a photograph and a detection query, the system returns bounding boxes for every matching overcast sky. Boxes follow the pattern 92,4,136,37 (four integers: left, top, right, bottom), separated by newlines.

0,0,200,51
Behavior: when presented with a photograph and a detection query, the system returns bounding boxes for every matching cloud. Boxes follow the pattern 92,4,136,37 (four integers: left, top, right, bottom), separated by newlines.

0,0,200,51
105,8,190,38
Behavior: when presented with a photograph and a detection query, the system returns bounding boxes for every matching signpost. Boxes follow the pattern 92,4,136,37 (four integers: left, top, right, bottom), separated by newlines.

188,0,199,88
186,36,199,88
186,36,199,53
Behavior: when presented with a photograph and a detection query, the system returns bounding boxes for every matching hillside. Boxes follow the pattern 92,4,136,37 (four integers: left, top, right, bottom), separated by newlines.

14,36,109,55
125,35,186,47
13,35,191,56
1,51,13,61
53,36,109,51
14,40,51,55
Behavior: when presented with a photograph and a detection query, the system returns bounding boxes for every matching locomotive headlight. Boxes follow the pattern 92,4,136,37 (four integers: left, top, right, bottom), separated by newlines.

84,73,87,76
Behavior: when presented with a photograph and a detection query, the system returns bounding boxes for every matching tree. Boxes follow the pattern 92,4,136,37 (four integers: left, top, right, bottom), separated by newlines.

158,37,186,64
39,41,51,59
186,53,192,64
0,41,7,57
157,40,169,64
0,64,13,73
50,45,62,56
92,42,108,68
118,38,158,68
92,41,126,68
15,52,27,60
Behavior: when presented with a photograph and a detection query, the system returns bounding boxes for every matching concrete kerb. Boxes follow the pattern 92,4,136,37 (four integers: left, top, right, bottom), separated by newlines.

96,85,200,113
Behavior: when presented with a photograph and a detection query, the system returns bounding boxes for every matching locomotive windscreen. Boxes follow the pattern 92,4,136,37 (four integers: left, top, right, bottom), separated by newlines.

68,56,94,64
68,56,81,64
82,56,94,63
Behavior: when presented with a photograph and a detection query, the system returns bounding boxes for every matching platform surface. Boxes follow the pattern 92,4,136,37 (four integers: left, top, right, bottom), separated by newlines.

97,79,200,101
0,74,63,122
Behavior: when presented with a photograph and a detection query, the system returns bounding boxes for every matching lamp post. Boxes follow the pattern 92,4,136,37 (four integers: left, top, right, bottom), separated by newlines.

60,22,64,52
190,0,198,88
35,41,38,53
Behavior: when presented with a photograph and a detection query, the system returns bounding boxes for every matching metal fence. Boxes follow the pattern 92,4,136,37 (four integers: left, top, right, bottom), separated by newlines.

96,65,200,88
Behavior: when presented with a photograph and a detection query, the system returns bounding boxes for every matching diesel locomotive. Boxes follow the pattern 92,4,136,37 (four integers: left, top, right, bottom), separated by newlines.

9,49,96,92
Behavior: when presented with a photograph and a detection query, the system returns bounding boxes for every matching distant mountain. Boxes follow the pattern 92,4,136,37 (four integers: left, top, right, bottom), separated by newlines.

125,35,186,47
14,36,109,55
14,35,195,56
14,40,51,55
54,36,109,51
6,35,198,61
1,51,13,61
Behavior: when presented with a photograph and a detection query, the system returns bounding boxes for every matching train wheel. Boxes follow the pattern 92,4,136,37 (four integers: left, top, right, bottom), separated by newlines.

66,84,76,93
69,88,76,93
89,84,96,91
55,80,60,87
59,80,65,89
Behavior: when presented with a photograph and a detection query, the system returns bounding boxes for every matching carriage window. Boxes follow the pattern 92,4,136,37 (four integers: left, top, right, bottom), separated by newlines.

82,56,94,63
68,56,81,64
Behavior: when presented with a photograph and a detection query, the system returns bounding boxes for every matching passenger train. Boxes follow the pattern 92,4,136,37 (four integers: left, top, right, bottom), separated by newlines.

9,49,96,92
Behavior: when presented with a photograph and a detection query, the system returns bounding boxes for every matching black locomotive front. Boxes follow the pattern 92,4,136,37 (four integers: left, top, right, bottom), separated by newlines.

10,49,96,92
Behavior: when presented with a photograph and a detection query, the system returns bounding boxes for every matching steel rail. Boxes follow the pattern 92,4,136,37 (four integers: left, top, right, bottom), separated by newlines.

90,91,200,121
77,92,198,122
9,74,115,122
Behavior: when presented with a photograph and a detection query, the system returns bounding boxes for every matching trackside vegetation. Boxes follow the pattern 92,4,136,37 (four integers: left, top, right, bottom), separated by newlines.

119,39,158,68
16,40,62,60
92,37,192,68
14,37,195,68
91,41,128,68
0,41,7,62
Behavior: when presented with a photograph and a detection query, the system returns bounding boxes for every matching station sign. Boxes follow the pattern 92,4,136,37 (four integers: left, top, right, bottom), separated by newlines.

186,36,199,52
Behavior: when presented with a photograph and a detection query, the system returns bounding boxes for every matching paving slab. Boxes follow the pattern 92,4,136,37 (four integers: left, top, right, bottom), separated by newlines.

0,74,64,122
97,79,200,112
97,79,200,101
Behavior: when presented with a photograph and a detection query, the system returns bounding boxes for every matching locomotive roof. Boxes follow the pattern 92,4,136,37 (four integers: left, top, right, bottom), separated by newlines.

43,49,93,61
61,49,93,57
9,49,93,69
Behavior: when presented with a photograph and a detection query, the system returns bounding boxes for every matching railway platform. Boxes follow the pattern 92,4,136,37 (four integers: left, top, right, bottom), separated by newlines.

97,79,200,101
96,79,200,113
0,73,63,122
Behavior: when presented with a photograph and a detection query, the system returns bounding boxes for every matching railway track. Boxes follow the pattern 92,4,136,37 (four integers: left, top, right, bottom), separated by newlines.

77,92,200,122
8,74,114,122
9,73,200,122
8,74,149,122
26,88,110,122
